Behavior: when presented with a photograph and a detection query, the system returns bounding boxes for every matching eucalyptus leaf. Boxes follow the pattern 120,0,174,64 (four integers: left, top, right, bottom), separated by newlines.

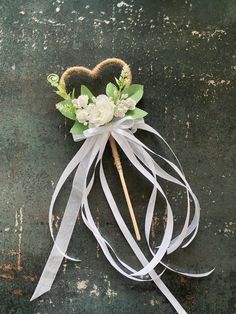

126,107,148,119
122,84,144,103
56,99,76,120
106,82,118,99
70,121,88,135
81,85,94,101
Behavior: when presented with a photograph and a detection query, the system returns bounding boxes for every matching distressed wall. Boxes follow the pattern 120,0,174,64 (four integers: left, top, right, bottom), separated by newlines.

0,0,235,313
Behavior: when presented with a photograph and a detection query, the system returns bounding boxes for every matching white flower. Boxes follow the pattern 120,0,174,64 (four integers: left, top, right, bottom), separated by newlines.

114,108,126,118
114,97,136,118
73,95,89,109
114,100,128,118
89,95,115,128
125,97,136,110
76,108,90,124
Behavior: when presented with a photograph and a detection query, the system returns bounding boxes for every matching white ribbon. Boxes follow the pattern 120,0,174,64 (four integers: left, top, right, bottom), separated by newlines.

31,116,214,313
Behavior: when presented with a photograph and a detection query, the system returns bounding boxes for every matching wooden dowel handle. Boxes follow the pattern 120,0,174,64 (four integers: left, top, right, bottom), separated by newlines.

109,135,141,241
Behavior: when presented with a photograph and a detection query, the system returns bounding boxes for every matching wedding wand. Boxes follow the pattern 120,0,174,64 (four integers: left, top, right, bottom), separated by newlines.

31,58,214,314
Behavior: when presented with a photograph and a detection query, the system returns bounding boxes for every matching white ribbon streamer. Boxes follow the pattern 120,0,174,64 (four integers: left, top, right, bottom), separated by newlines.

31,116,214,313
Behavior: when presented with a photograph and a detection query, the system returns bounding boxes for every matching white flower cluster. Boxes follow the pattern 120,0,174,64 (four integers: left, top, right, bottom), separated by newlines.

73,93,136,128
114,93,136,118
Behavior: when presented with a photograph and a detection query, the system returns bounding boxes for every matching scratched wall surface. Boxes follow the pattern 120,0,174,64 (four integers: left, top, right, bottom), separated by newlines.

0,0,235,313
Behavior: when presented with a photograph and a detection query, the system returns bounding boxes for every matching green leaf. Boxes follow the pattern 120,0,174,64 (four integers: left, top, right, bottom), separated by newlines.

55,80,71,99
81,85,94,101
56,90,70,100
59,80,66,90
106,83,118,99
70,121,88,135
126,107,148,119
56,99,76,120
122,84,144,103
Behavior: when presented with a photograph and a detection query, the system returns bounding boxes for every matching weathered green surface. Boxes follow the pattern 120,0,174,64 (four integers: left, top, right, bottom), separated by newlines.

0,0,235,313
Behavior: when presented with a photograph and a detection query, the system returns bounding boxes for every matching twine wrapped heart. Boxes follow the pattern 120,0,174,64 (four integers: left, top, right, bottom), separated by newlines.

60,58,132,96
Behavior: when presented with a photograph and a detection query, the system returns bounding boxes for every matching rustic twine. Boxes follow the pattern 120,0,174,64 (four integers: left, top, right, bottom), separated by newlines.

60,57,132,86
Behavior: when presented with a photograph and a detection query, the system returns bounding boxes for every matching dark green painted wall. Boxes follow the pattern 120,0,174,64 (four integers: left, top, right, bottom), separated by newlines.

0,0,235,313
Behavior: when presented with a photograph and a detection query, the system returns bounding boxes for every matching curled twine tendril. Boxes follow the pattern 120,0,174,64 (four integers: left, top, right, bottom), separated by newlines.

47,73,60,87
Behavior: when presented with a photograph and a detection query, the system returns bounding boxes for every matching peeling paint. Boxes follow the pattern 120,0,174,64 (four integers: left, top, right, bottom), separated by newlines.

207,79,231,86
90,284,100,296
0,273,14,280
104,276,117,298
15,207,23,272
150,299,160,306
191,29,227,39
185,117,191,139
77,280,89,292
13,289,24,296
151,211,159,247
117,1,133,8
63,259,67,274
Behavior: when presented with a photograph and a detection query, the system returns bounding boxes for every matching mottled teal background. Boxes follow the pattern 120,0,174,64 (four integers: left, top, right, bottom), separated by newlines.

0,0,235,313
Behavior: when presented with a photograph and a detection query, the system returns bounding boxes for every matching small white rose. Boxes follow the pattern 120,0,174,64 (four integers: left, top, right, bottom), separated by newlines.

124,98,136,110
73,95,89,109
114,107,126,118
89,95,115,128
114,100,127,118
76,108,90,124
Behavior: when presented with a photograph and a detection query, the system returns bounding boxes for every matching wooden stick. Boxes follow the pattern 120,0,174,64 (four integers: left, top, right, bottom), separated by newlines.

109,135,141,241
